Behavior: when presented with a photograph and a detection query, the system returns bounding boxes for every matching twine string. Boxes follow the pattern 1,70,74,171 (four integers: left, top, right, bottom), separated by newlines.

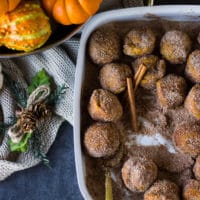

7,85,51,143
26,85,51,109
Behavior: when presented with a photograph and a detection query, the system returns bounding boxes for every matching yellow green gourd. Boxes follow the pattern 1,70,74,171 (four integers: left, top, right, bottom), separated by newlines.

0,2,51,52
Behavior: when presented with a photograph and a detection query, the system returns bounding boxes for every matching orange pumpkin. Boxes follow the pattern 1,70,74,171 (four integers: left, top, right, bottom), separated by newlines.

0,0,21,16
41,0,103,25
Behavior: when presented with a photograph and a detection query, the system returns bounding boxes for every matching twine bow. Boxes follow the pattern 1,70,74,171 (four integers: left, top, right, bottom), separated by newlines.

7,85,51,143
26,85,50,108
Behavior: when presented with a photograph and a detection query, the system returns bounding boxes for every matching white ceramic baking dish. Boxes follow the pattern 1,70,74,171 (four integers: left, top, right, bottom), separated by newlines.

73,5,200,200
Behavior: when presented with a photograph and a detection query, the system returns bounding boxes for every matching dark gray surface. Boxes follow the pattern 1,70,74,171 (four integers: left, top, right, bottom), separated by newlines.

0,122,83,200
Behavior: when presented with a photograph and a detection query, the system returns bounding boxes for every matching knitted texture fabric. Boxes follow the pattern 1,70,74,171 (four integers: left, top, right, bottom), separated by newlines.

0,0,143,181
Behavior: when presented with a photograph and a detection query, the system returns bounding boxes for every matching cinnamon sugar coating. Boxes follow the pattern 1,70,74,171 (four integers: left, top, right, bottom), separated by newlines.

88,89,123,122
193,156,200,181
121,157,158,192
185,84,200,119
132,55,166,89
84,122,120,158
183,179,200,200
99,63,132,94
185,50,200,83
156,74,187,108
160,30,192,64
173,122,200,157
144,180,180,200
84,22,200,200
123,28,156,57
89,28,120,65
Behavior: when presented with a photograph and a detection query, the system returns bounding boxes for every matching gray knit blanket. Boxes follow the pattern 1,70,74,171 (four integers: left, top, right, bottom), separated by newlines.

0,0,143,181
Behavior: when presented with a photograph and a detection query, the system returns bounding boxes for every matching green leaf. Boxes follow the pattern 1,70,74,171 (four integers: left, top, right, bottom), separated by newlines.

9,131,33,153
28,69,51,94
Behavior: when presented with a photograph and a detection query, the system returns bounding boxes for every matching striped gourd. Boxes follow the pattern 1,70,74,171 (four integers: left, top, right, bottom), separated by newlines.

0,2,51,52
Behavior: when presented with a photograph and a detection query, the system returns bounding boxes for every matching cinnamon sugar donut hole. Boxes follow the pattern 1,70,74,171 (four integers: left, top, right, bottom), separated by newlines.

160,30,192,64
99,63,132,94
89,28,121,65
172,122,200,157
132,55,166,89
193,156,200,181
144,180,180,200
156,74,187,108
123,28,156,57
88,89,123,122
183,179,200,200
84,122,120,158
185,50,200,83
185,84,200,120
121,157,158,192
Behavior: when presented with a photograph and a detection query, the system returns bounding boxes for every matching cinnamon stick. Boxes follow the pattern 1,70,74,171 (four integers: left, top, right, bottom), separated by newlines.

126,77,138,132
134,64,147,92
125,64,147,131
134,64,143,81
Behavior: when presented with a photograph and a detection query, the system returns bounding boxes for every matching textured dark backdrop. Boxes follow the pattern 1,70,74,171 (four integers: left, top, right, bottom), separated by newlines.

0,1,199,200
